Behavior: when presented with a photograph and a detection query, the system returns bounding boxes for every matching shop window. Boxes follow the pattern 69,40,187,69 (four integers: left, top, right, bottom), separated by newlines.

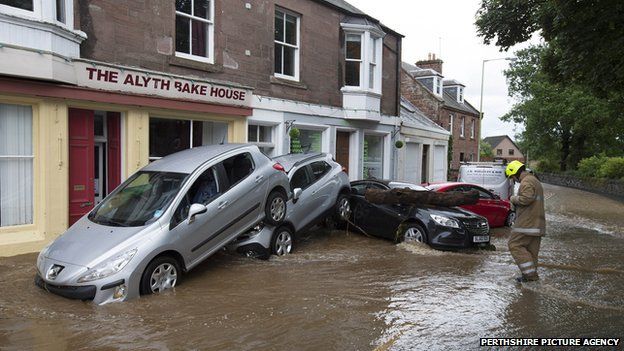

0,103,33,227
175,0,214,63
149,117,227,161
363,134,384,179
290,128,322,154
509,149,515,156
274,8,300,80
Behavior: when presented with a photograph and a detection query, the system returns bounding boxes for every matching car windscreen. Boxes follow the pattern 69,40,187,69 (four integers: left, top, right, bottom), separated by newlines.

89,171,188,227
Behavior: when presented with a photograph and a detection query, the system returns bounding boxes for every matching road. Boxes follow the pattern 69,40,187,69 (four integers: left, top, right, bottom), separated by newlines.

0,183,622,350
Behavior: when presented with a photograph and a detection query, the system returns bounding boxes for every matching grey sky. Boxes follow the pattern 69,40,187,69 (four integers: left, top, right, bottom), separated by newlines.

347,0,530,140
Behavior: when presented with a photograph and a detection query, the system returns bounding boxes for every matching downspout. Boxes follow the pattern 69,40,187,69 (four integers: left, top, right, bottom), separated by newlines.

393,37,402,180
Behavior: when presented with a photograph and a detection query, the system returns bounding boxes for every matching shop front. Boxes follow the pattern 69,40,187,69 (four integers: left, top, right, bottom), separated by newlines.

0,62,252,255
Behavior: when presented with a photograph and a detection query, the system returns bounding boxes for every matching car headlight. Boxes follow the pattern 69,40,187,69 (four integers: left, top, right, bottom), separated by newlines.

77,249,137,283
36,242,53,274
430,214,460,228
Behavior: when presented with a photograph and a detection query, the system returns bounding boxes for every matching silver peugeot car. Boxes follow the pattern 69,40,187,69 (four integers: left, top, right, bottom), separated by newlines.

228,153,350,258
35,144,290,304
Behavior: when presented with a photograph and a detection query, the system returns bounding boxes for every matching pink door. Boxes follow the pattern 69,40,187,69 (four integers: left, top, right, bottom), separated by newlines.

69,108,95,226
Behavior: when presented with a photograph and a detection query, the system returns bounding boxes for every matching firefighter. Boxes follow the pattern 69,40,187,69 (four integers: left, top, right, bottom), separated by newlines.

506,160,546,282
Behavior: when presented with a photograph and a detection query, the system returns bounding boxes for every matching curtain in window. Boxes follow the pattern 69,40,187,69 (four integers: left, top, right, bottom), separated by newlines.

0,104,33,227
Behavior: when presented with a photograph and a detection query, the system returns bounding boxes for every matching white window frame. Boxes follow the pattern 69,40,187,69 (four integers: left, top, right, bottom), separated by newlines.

362,131,390,179
344,33,363,88
0,0,40,18
175,0,215,64
458,87,464,103
274,8,300,81
341,23,384,94
449,114,454,134
460,116,465,138
247,123,275,151
470,118,475,139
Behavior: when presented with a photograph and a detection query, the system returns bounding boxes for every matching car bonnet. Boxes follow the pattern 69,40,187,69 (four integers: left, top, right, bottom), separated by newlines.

45,216,156,268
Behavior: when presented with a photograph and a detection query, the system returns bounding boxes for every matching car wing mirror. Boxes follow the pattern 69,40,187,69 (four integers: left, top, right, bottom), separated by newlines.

188,203,207,224
293,188,302,202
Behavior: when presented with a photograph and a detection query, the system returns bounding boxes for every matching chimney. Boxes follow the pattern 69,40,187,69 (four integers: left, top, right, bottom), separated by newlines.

416,53,443,75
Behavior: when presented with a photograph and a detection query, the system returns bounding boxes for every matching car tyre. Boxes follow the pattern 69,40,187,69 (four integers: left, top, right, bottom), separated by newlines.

140,256,181,295
265,190,287,226
505,211,516,227
271,226,294,256
335,194,352,223
396,223,427,244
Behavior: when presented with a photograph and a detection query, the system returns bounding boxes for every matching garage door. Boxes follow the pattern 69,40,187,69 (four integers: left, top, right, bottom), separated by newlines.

433,145,446,182
404,143,420,183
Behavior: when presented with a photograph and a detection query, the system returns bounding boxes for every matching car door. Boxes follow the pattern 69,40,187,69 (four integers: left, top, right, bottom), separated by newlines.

287,165,314,230
169,165,225,265
307,160,336,219
461,185,500,224
352,182,402,239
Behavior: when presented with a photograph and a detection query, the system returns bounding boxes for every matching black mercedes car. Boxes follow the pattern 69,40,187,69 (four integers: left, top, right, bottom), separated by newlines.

349,180,490,249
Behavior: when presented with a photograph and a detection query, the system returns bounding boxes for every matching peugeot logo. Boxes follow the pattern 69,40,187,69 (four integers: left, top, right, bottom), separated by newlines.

46,264,64,280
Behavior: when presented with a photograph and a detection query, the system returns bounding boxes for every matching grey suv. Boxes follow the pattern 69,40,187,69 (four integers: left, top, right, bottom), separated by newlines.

35,144,290,304
228,153,351,258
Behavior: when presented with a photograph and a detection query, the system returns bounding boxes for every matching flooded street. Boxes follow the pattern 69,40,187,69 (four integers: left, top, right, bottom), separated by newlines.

1,183,623,350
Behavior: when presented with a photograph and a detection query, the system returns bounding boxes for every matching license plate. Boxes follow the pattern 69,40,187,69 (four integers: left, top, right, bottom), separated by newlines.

473,235,490,243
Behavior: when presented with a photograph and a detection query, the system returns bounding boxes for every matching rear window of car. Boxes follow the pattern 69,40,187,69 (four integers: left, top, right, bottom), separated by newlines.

310,161,332,180
222,152,254,188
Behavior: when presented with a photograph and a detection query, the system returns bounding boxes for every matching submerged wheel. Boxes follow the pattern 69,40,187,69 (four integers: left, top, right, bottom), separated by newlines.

397,223,427,244
271,226,294,256
140,256,181,295
265,191,287,226
505,211,516,227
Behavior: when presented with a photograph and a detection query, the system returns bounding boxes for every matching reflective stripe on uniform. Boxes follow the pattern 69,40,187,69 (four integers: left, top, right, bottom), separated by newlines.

513,228,541,234
523,268,536,274
519,261,534,268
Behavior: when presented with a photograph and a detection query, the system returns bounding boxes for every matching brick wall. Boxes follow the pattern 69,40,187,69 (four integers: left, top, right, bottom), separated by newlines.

446,109,479,170
400,69,442,122
78,0,401,113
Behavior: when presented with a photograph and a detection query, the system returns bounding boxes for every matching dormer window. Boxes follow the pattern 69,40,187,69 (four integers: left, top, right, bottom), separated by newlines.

458,87,464,103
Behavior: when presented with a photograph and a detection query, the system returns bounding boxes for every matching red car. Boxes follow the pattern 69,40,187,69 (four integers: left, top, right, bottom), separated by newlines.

426,182,515,228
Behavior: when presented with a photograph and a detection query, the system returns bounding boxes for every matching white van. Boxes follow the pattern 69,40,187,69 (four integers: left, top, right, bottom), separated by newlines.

458,162,514,199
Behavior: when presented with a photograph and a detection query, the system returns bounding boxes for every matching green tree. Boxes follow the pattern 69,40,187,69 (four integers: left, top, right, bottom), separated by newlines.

502,46,622,171
479,139,494,160
476,0,624,99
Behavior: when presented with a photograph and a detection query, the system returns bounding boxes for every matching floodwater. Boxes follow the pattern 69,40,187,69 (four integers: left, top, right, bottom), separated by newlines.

1,184,623,350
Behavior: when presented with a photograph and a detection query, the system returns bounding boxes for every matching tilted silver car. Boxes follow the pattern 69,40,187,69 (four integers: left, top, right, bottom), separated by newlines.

35,144,291,304
228,153,351,258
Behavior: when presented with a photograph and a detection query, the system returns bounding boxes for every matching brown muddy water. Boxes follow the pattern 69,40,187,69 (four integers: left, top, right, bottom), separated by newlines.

1,184,623,350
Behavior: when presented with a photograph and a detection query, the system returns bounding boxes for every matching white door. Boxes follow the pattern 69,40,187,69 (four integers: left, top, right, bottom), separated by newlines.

404,143,420,183
433,145,446,182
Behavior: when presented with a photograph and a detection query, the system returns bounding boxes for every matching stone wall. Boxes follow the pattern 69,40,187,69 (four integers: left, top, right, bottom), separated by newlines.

539,172,624,198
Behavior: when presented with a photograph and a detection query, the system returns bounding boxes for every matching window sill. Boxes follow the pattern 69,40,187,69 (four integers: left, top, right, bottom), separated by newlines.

169,56,223,73
270,76,307,90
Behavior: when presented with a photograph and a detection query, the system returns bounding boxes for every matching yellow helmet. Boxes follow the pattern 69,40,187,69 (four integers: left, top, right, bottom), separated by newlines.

505,160,525,178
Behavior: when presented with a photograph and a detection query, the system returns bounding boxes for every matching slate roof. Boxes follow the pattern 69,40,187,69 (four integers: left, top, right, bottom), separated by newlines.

483,135,521,151
400,97,449,135
316,0,403,37
443,79,465,87
443,91,479,116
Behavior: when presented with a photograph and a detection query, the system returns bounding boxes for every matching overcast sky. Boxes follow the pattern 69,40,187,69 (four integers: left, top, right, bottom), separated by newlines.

347,0,533,139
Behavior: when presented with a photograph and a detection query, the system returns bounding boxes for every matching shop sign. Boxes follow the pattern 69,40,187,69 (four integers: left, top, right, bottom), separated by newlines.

74,62,252,107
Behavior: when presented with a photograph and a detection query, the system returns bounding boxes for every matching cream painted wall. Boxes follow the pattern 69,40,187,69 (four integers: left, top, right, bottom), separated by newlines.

0,97,69,257
0,99,249,257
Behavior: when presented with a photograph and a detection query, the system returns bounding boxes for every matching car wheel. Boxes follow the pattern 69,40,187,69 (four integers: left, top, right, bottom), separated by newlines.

271,226,294,256
265,190,287,226
335,194,352,222
397,223,427,244
505,211,516,227
140,256,181,295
